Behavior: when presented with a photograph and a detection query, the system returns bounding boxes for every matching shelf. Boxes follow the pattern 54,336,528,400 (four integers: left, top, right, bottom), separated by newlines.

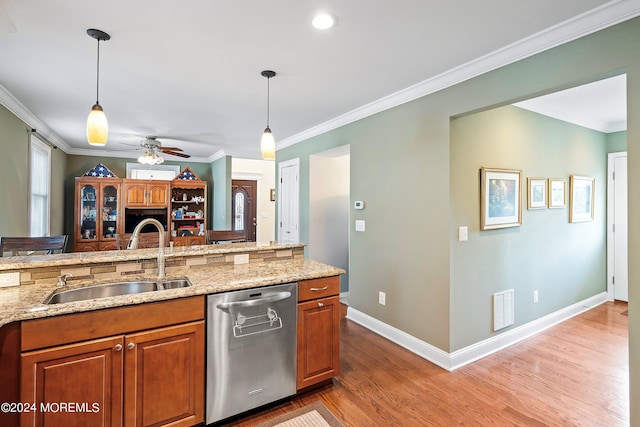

173,218,205,221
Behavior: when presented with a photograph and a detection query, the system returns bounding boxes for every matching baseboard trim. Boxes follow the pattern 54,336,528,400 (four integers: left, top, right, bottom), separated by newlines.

346,292,608,371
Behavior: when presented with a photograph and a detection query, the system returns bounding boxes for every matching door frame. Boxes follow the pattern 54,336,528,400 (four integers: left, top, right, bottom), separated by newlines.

607,151,627,301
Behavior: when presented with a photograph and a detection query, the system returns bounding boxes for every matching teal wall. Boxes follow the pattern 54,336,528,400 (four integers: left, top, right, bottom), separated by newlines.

0,105,66,237
278,17,640,423
211,155,232,230
450,105,607,349
607,130,627,152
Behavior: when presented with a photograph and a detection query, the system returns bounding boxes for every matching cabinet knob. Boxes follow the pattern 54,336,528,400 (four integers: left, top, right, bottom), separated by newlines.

115,344,122,352
318,302,324,307
127,342,135,350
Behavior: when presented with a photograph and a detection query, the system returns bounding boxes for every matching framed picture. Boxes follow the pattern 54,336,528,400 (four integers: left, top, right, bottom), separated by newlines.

569,175,595,222
527,178,547,209
270,188,276,202
480,167,522,230
548,178,566,208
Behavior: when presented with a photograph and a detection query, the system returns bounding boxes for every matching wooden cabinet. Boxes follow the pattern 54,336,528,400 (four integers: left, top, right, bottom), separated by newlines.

21,336,124,427
171,235,206,247
170,172,207,243
20,297,205,427
296,276,341,390
75,177,122,252
124,180,170,208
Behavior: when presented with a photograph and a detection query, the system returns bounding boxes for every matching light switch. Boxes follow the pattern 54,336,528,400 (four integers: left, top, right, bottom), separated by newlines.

355,220,366,232
458,226,468,242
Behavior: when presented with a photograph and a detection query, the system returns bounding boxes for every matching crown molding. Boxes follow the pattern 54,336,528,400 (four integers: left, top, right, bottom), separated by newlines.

276,0,640,151
0,83,73,152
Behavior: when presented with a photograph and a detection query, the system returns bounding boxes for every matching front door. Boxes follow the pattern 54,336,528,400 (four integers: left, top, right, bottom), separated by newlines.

231,180,257,242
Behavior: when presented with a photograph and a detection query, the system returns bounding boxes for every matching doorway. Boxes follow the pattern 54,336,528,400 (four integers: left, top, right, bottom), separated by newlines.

231,180,257,242
309,145,350,302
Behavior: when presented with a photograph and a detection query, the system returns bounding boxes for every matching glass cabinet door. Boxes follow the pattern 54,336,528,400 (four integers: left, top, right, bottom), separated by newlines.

102,185,118,239
80,185,97,240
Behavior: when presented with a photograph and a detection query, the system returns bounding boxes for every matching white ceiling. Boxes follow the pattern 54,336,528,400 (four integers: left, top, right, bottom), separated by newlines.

0,0,637,162
514,74,627,133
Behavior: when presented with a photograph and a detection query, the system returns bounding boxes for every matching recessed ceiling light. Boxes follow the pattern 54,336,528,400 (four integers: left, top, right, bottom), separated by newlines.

311,12,337,30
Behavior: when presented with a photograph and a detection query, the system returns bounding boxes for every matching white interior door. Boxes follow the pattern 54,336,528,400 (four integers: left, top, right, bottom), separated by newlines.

613,154,628,301
278,159,299,243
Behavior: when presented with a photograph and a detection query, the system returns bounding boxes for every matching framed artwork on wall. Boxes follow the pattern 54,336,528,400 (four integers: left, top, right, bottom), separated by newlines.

527,178,547,209
480,167,522,230
569,175,595,222
548,178,566,208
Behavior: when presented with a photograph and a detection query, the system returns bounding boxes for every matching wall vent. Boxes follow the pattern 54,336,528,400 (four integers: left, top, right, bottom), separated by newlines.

493,289,514,331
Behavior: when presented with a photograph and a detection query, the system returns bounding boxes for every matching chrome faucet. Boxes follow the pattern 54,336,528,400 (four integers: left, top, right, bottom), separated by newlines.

128,218,166,278
57,273,72,287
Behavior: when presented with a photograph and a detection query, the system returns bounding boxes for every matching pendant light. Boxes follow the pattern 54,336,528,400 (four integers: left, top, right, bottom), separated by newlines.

86,29,110,146
260,70,276,160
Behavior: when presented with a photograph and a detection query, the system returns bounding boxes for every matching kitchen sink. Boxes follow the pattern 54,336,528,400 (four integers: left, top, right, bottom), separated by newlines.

44,278,193,304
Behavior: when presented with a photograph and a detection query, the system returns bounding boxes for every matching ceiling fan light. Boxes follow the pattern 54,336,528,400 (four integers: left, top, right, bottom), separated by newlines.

261,127,275,160
138,149,164,165
86,103,108,146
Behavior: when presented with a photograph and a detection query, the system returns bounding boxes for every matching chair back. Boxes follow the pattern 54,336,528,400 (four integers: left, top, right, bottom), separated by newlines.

206,230,247,244
0,235,68,257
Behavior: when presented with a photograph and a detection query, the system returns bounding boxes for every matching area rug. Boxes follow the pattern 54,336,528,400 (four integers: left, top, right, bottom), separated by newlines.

255,401,344,427
621,310,628,316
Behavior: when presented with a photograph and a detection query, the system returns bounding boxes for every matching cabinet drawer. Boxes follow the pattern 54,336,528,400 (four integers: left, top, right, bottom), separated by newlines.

298,276,339,302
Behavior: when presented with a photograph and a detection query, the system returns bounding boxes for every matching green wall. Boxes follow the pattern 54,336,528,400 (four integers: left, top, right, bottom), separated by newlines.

0,104,29,236
607,130,627,152
278,17,640,424
0,105,66,237
450,105,607,349
211,155,232,230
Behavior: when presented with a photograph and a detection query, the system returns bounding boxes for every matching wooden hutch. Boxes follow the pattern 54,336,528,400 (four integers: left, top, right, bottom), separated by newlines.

74,165,207,251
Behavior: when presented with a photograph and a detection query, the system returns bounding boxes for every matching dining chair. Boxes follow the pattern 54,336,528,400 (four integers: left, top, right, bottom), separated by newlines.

0,235,68,257
206,230,247,244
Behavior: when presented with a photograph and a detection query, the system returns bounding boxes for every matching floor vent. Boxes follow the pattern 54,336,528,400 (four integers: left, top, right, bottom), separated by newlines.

493,289,514,331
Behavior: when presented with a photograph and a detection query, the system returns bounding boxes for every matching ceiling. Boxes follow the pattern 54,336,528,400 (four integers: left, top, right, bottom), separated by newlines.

0,1,637,163
514,74,627,133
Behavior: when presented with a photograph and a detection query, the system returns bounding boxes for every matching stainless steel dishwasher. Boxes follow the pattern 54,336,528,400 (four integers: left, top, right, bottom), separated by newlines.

206,283,297,424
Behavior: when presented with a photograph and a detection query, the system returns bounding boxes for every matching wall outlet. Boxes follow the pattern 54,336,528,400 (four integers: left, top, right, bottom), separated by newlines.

0,272,20,288
355,220,366,232
378,291,386,306
533,290,539,303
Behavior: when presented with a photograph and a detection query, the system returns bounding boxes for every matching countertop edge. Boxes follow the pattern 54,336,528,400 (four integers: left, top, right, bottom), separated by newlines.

0,259,345,328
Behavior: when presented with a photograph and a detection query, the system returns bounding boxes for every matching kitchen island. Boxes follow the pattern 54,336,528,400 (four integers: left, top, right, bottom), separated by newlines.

0,242,344,427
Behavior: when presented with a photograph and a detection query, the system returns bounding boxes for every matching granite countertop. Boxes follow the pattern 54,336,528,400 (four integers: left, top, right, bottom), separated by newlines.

0,257,345,328
0,241,304,271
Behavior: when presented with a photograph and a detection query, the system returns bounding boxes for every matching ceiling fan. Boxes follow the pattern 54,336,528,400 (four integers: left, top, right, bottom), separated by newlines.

137,136,191,164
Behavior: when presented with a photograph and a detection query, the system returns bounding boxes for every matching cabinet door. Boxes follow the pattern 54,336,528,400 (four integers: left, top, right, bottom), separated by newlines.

77,184,98,242
146,183,168,207
101,183,120,241
124,321,204,427
21,336,124,427
296,295,341,390
125,183,147,207
74,242,100,252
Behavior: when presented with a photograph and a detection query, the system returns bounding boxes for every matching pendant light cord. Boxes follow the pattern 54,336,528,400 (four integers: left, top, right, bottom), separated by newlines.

95,38,101,104
266,75,270,128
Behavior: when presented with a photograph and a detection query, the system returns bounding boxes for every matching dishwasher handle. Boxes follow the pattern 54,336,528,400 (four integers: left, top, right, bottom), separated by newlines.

216,291,292,309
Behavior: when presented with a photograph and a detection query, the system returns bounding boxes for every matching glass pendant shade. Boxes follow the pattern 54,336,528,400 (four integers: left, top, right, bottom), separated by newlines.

138,149,164,165
86,103,108,146
261,127,275,160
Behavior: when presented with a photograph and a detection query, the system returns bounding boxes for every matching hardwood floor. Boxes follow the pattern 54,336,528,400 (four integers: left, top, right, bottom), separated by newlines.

218,301,629,426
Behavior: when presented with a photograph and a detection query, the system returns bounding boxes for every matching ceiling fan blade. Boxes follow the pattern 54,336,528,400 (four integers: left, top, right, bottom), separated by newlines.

163,150,191,158
158,147,183,152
